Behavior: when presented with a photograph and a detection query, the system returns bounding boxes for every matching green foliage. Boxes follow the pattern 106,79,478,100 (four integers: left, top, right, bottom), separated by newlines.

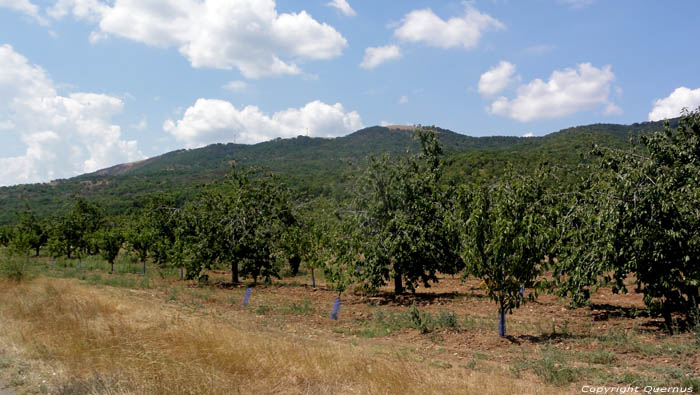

13,211,48,256
554,108,700,327
0,225,10,247
0,252,30,282
178,166,293,283
46,198,105,260
142,194,180,265
0,120,672,227
98,223,124,272
453,167,556,335
125,217,153,264
345,130,463,294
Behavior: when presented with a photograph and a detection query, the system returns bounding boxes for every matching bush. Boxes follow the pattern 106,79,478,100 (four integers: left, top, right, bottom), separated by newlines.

0,254,30,282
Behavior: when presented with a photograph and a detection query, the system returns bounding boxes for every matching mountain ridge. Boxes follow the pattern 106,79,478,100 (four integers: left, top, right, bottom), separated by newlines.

0,119,677,225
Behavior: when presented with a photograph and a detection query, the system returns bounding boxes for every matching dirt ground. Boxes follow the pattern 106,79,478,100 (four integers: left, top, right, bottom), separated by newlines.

0,262,697,394
175,269,699,390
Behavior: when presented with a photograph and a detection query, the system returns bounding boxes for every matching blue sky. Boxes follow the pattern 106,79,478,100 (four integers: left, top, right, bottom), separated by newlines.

1,0,700,186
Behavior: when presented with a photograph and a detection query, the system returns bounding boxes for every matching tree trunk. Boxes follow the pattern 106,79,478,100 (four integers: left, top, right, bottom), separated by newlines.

394,273,403,295
290,256,300,276
110,261,114,274
311,268,316,288
662,308,673,333
231,261,239,284
142,260,146,276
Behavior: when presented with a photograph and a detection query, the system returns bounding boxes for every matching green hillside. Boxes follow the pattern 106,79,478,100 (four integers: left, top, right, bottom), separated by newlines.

0,119,674,225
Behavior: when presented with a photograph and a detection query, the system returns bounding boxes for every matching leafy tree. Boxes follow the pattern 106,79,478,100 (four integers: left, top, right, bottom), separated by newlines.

47,198,104,262
347,130,463,294
98,222,124,274
554,108,700,327
14,211,48,256
234,170,294,284
142,193,179,266
453,168,555,337
282,196,339,286
125,216,154,275
180,166,293,284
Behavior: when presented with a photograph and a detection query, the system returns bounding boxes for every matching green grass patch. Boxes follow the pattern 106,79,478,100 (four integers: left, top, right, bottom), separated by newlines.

283,299,314,315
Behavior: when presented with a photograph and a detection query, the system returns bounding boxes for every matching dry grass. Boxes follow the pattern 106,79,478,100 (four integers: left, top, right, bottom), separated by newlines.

0,278,553,395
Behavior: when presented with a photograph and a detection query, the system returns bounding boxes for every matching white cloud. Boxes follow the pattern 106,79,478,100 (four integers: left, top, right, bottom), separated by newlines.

50,0,348,79
222,80,248,92
327,0,356,17
0,44,143,186
488,63,619,122
604,103,623,116
399,95,408,104
478,61,516,96
0,0,46,23
394,5,504,49
164,99,363,147
648,87,700,121
131,117,148,131
522,132,534,138
360,45,401,69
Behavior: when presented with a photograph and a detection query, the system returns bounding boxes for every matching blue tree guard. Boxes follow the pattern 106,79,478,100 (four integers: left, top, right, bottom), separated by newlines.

78,260,82,269
50,258,55,266
330,298,341,320
142,262,146,277
243,287,252,307
520,285,525,298
498,310,506,337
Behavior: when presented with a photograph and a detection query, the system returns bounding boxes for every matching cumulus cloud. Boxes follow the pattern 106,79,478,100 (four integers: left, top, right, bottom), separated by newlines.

360,45,401,69
399,95,408,104
163,99,363,147
648,87,700,121
0,44,143,186
478,61,517,96
488,63,619,122
327,0,356,16
394,5,504,49
49,0,347,78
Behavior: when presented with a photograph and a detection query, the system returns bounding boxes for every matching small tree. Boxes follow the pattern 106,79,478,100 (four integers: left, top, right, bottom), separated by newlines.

47,198,104,263
180,166,293,284
347,130,463,294
99,224,124,274
454,169,555,337
283,196,339,287
15,211,47,256
125,217,154,275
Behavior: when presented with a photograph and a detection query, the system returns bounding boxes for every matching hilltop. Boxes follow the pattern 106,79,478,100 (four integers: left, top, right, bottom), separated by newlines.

0,119,674,224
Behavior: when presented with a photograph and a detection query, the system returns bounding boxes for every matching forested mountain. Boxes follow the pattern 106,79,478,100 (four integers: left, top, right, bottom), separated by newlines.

0,119,675,225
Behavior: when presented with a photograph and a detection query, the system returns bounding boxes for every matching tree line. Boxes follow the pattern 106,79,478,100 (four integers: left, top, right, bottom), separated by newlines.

2,109,699,337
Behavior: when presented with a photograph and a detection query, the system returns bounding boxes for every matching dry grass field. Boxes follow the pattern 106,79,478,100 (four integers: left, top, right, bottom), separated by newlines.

0,256,698,394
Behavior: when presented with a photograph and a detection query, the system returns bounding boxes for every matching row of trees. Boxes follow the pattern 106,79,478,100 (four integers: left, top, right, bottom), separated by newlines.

3,110,699,336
